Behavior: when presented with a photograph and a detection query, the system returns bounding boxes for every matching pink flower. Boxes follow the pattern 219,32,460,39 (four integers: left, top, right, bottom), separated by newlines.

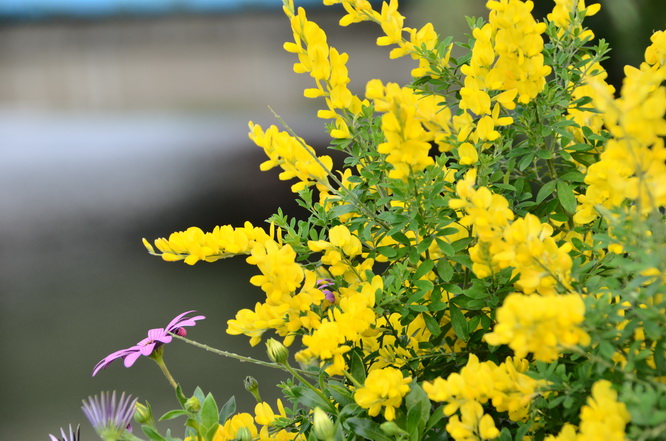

93,310,204,376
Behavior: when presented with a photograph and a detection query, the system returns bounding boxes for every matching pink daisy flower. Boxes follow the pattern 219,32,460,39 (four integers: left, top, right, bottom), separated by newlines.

92,310,204,376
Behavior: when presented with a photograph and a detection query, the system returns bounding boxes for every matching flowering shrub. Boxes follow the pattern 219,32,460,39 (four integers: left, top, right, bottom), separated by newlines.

49,1,666,441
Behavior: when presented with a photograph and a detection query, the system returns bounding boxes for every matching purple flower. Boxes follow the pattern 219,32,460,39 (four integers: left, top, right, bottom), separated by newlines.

317,278,336,303
48,424,80,441
82,391,137,441
93,310,205,376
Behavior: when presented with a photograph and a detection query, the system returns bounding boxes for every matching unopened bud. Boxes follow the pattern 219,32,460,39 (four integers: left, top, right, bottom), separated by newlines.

236,426,253,441
244,376,262,403
133,402,152,424
266,338,289,365
184,396,201,413
313,407,335,441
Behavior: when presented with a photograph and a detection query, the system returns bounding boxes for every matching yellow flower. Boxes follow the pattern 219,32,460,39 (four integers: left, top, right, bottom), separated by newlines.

484,293,590,362
459,142,479,165
250,122,333,193
354,367,412,420
213,413,258,441
578,380,630,441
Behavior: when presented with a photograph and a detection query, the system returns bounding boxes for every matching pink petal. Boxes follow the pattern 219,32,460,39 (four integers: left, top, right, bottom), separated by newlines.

123,350,143,367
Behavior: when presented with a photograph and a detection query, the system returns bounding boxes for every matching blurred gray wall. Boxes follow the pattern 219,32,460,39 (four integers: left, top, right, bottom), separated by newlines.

1,3,476,440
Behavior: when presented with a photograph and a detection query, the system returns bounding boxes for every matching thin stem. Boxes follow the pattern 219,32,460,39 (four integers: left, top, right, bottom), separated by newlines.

170,333,317,377
283,362,338,415
343,370,363,389
150,350,178,390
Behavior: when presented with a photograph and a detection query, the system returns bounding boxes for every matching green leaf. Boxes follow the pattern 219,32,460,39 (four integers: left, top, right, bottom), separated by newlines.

559,171,585,182
346,417,392,441
200,394,219,441
436,259,454,282
175,384,188,407
406,400,425,441
449,303,469,341
423,313,442,337
218,396,236,424
159,409,188,421
350,350,367,384
376,245,398,258
436,238,456,256
451,237,474,252
405,382,431,441
518,152,535,171
414,259,435,280
141,425,167,441
536,180,557,204
391,232,411,246
328,381,355,407
557,180,577,213
549,213,569,222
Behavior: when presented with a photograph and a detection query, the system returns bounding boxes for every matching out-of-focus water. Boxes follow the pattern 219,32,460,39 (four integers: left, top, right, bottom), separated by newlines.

0,109,317,440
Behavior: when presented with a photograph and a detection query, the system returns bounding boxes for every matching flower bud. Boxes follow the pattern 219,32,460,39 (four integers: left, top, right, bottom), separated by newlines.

266,338,289,365
244,376,262,403
184,397,201,413
236,426,253,441
133,402,152,425
313,407,335,441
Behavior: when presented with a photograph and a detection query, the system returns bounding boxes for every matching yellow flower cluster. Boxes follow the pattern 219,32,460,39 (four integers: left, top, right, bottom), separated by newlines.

142,222,275,265
324,0,451,78
249,122,333,193
450,170,573,295
282,0,365,139
227,268,325,347
209,399,304,441
424,354,545,440
455,0,549,154
308,225,364,278
546,380,630,441
547,0,600,41
353,366,412,421
484,293,590,362
295,276,381,375
365,79,453,179
575,29,666,224
361,313,433,371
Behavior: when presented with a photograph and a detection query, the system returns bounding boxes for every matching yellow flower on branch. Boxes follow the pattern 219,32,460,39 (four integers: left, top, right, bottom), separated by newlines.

354,367,412,420
484,292,590,362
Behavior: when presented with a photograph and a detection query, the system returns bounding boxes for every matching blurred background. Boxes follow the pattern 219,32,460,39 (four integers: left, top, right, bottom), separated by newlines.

0,0,662,439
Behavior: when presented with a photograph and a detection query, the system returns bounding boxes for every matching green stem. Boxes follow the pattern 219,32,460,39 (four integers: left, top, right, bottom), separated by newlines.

150,349,178,390
343,370,363,389
283,362,338,415
170,333,316,377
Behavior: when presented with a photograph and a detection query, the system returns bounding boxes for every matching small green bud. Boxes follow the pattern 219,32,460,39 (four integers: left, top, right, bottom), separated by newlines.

184,396,201,413
312,407,335,441
133,402,152,424
266,338,289,365
244,376,262,403
236,426,253,441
